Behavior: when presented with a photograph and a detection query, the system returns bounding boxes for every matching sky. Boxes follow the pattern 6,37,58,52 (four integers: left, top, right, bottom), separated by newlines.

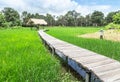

0,0,120,16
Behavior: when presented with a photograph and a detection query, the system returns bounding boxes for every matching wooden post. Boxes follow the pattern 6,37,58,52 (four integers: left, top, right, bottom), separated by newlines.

51,47,55,55
85,73,90,82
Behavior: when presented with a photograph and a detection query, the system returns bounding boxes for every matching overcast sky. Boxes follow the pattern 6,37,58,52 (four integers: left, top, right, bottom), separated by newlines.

0,0,120,16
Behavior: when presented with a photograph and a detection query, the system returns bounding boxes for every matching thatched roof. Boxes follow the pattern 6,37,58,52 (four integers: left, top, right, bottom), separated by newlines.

28,18,47,25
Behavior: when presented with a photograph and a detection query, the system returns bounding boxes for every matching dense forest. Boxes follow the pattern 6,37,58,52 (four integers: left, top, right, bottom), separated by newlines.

0,7,120,27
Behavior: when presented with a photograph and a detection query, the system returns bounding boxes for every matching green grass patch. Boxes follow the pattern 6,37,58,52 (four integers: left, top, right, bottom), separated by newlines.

47,27,120,61
0,28,80,82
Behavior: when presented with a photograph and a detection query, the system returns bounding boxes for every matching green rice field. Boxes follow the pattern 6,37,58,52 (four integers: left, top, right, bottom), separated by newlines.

0,28,81,82
47,27,120,61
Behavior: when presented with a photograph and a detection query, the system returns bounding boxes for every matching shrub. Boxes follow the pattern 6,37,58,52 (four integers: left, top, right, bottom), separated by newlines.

0,13,5,27
105,23,120,29
113,12,120,24
2,22,12,28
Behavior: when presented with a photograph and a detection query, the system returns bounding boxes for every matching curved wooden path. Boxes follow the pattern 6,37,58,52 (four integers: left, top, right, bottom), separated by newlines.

38,30,120,82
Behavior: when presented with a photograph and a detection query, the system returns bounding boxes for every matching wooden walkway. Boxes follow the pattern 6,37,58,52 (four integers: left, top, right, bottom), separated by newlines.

38,30,120,82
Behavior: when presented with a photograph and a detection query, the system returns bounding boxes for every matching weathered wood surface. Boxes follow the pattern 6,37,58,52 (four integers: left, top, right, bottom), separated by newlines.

38,30,120,82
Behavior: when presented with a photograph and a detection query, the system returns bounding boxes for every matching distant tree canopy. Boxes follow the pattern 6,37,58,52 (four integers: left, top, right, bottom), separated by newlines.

91,11,104,26
105,12,117,24
0,7,120,27
2,7,21,26
45,13,55,26
113,12,120,24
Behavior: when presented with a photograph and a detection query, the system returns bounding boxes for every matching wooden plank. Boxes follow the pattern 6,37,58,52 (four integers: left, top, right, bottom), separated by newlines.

53,44,77,49
74,54,106,64
67,54,108,71
113,78,120,82
99,69,120,82
62,50,96,58
98,67,120,76
56,45,80,51
91,62,120,74
84,59,115,68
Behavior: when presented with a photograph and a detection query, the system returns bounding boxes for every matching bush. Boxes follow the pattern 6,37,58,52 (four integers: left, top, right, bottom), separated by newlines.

113,12,120,24
2,22,12,28
105,23,120,29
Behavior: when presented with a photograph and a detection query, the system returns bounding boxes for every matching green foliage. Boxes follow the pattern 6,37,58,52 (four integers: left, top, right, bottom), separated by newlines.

105,12,117,24
56,15,68,26
0,13,5,26
113,12,120,24
45,13,55,26
105,23,120,29
91,11,104,26
2,7,21,26
65,10,81,26
85,14,92,26
47,27,120,61
2,22,12,28
0,28,80,82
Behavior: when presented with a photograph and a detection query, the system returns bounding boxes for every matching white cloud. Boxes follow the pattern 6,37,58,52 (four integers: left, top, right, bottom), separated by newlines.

0,0,26,9
24,0,79,15
76,5,111,16
0,0,112,16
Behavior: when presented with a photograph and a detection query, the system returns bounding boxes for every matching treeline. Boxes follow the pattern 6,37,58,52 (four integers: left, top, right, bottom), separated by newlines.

0,7,120,27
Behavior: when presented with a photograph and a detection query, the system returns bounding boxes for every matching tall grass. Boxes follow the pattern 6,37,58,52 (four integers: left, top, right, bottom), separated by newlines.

47,27,120,61
0,28,80,82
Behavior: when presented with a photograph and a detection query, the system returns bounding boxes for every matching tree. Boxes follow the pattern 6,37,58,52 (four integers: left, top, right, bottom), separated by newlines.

91,11,104,26
45,13,55,26
65,10,80,26
71,10,81,26
56,15,68,26
113,12,120,24
85,14,92,26
2,7,21,26
105,12,117,24
77,16,85,26
34,13,40,18
0,12,5,26
22,11,29,26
